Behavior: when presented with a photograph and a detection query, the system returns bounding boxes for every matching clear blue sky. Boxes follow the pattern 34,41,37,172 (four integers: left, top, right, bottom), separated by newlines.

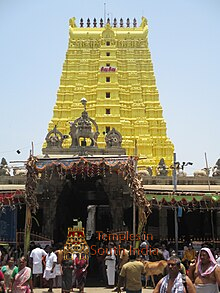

0,0,219,174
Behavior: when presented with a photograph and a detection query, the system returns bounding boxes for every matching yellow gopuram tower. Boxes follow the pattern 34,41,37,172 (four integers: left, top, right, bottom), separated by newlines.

45,17,174,170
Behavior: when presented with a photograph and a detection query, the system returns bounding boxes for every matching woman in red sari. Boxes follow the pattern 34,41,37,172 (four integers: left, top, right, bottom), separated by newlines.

74,253,88,293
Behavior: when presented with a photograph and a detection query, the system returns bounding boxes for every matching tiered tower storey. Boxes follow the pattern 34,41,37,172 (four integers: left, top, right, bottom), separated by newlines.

45,17,174,170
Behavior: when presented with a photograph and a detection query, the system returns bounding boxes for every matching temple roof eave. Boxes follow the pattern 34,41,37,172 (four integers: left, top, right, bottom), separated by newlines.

143,184,220,193
35,155,131,172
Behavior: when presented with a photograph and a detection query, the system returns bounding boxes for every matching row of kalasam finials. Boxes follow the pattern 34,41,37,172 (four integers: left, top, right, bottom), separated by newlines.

78,18,139,28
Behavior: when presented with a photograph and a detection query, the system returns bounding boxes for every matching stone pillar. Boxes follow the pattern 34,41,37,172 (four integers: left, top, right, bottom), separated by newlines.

42,195,58,239
159,208,168,239
86,205,97,240
108,195,124,231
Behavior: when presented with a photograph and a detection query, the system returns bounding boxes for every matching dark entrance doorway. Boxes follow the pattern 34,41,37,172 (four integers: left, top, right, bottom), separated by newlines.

53,175,114,286
54,175,110,243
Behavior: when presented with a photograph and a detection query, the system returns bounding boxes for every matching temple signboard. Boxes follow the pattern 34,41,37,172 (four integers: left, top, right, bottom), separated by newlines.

100,66,116,72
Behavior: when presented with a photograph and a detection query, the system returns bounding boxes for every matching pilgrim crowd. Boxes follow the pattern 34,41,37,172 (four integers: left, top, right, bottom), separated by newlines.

0,242,88,293
0,240,220,293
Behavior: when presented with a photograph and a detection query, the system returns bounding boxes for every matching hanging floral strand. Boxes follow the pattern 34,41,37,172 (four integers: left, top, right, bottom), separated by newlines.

24,155,39,257
25,155,39,213
119,157,151,245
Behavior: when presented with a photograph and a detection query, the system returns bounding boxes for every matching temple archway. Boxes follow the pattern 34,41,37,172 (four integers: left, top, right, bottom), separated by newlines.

25,155,150,244
54,175,111,243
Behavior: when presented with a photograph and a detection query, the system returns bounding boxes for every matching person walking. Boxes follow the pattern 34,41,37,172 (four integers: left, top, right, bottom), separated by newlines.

188,247,220,293
74,253,89,293
117,252,145,293
153,256,195,293
54,244,64,288
61,253,73,293
105,242,116,288
112,243,129,292
43,246,57,293
30,245,47,288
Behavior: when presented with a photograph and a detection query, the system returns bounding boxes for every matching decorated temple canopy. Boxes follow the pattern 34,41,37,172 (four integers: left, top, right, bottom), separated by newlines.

145,192,220,208
25,155,151,221
35,155,131,175
0,188,25,205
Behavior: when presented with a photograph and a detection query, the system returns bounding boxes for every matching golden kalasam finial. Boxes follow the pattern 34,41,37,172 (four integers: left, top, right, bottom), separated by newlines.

81,98,87,111
69,17,77,28
140,16,147,28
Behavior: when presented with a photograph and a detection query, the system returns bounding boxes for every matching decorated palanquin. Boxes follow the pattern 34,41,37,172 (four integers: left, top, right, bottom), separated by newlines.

63,227,89,260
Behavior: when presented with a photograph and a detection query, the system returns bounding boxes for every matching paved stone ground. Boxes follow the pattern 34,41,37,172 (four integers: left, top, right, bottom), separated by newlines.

34,287,154,293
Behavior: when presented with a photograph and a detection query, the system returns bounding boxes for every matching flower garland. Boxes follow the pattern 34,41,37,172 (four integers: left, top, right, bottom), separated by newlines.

25,155,39,213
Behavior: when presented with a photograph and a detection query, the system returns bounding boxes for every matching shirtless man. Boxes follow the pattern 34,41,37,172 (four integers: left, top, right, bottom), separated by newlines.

188,247,220,293
54,244,64,288
153,256,195,293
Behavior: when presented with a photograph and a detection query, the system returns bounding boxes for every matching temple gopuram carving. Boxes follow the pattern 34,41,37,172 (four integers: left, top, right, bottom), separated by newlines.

43,98,125,156
44,17,174,171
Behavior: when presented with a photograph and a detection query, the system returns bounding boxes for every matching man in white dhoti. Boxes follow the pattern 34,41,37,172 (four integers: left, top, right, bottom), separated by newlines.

188,247,220,293
43,246,57,292
30,244,47,288
105,242,116,288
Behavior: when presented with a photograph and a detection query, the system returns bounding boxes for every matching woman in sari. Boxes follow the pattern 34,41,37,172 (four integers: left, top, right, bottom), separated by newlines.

12,257,33,293
61,253,74,293
74,253,88,293
1,257,17,292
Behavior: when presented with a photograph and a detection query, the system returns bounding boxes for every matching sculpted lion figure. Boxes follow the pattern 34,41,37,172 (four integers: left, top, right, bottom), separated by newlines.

193,169,207,177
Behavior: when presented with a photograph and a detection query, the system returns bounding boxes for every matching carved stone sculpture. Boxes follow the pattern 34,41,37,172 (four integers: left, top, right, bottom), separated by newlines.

105,128,122,148
13,168,27,176
0,157,10,176
212,159,220,177
193,169,207,177
0,165,10,176
45,125,64,149
146,166,153,176
69,110,99,147
156,158,168,176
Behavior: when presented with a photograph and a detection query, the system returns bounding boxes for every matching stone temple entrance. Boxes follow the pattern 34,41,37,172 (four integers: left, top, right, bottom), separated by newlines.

24,99,150,256
54,175,111,243
32,156,140,243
